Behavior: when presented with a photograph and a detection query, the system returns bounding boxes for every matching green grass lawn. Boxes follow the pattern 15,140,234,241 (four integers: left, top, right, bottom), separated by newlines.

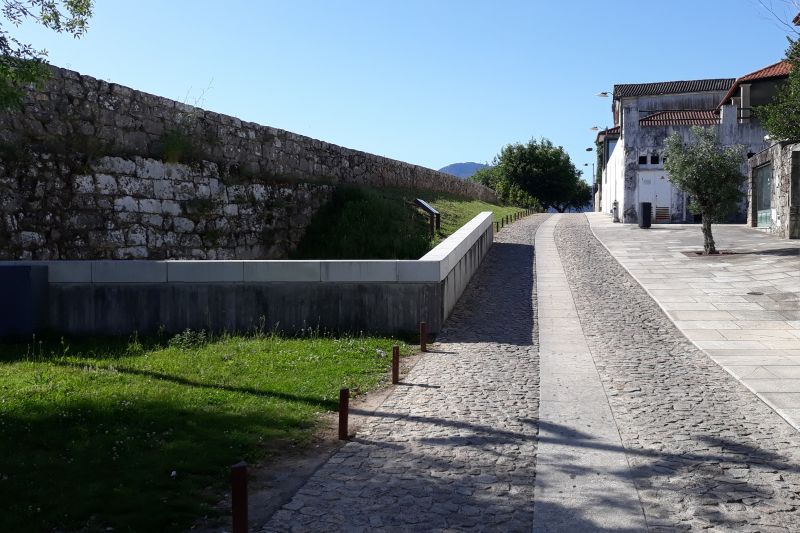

293,186,529,260
425,193,524,245
0,331,409,532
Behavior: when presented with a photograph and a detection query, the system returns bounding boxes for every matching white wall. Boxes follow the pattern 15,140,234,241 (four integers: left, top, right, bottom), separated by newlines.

602,138,625,216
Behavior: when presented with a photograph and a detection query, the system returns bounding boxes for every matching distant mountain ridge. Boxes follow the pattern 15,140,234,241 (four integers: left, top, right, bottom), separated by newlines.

438,162,489,179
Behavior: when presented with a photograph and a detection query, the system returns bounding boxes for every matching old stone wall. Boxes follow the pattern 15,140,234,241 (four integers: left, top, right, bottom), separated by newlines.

0,66,496,201
0,154,332,259
748,142,800,239
0,65,498,260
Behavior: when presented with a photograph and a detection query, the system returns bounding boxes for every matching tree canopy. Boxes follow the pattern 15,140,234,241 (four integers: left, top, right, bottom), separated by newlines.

473,138,584,212
0,0,92,109
664,127,746,254
758,37,800,142
471,165,542,210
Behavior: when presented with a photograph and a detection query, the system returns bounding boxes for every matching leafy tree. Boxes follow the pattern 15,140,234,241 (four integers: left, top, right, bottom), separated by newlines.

471,165,542,210
0,0,92,109
565,179,592,212
489,138,582,212
664,127,746,254
757,37,800,141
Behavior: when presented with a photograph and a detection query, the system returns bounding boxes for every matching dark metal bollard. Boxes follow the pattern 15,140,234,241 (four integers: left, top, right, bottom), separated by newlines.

392,345,400,384
339,388,349,440
231,461,248,533
420,321,428,352
495,221,499,232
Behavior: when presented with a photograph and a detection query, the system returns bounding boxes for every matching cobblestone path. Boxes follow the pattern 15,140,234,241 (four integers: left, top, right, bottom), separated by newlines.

263,215,548,532
556,215,800,531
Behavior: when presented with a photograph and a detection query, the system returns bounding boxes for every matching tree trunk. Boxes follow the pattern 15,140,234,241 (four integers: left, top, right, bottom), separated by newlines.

701,215,717,255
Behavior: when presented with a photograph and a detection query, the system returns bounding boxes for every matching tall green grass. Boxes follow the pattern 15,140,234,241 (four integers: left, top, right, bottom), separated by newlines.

294,186,528,259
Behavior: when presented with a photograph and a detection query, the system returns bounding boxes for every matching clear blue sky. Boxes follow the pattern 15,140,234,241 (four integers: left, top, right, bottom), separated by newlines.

14,0,797,178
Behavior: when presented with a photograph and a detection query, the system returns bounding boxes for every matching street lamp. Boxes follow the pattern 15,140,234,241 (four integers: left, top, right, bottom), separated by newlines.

596,91,610,98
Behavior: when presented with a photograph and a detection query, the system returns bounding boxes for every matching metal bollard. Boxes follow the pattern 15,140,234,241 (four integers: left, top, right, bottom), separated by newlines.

419,321,428,352
231,461,248,533
392,345,400,384
339,388,349,440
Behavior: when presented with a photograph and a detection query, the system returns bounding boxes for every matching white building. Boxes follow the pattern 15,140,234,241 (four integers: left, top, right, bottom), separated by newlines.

597,65,785,224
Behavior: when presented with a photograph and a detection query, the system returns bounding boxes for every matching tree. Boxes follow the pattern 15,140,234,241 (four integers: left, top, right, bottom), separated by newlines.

471,165,542,210
757,37,800,141
565,179,592,212
0,0,92,109
488,138,582,212
664,127,746,254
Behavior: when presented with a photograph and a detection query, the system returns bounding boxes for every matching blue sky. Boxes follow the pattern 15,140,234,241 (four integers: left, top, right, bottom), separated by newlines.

13,0,798,177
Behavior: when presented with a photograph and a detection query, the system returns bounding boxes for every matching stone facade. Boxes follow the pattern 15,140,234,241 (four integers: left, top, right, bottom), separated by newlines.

0,154,332,259
748,142,800,238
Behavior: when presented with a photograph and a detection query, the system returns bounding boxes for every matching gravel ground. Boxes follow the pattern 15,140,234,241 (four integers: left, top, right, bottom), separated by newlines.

555,214,800,532
262,214,548,532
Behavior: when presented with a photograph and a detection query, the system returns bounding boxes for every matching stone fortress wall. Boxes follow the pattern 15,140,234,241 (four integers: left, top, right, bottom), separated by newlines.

0,66,496,260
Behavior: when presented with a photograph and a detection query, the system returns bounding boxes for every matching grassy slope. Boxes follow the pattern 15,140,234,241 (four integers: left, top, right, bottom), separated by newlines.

0,333,409,532
294,186,526,259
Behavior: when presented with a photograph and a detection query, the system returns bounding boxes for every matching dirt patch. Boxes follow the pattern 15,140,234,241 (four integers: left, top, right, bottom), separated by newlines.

188,350,425,532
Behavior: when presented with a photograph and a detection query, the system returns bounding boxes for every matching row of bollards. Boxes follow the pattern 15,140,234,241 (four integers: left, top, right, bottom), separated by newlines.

495,208,534,233
230,320,432,531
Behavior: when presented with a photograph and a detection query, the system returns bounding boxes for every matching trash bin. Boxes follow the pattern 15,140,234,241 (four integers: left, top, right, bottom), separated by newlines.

639,202,652,228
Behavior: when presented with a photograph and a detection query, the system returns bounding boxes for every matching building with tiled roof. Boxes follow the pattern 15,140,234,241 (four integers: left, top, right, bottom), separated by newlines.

613,79,734,99
597,68,775,224
639,110,719,127
718,60,791,116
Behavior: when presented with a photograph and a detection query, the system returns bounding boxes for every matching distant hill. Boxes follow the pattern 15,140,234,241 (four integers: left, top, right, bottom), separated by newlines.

438,162,489,179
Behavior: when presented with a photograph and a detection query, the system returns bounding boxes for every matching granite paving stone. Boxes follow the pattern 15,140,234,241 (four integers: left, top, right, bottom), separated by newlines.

557,214,800,531
262,215,548,532
589,213,800,427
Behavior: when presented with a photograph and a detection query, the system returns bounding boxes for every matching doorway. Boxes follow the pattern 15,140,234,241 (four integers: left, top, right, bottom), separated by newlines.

754,163,772,228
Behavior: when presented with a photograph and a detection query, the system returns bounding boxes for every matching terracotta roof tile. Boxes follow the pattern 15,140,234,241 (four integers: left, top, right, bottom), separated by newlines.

595,125,620,143
640,110,719,126
614,79,734,99
719,60,791,106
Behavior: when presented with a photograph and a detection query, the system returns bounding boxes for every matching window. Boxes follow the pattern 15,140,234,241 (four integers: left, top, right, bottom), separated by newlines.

638,155,648,165
650,154,660,165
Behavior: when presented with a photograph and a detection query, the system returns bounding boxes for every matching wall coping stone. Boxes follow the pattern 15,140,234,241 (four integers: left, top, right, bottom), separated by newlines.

0,212,494,284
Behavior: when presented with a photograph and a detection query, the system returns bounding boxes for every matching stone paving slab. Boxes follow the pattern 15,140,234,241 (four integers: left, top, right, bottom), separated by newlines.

588,213,800,429
557,214,800,531
532,215,647,532
261,215,547,532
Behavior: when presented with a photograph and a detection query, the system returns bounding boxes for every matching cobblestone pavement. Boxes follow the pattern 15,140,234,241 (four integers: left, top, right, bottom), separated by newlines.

556,214,800,531
263,214,548,532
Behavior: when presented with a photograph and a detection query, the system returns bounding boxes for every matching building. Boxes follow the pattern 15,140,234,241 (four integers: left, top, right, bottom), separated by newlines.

597,63,787,224
741,13,800,239
748,142,800,238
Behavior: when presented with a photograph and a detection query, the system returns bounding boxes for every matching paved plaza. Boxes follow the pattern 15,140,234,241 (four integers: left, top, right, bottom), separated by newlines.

589,214,800,428
263,213,800,532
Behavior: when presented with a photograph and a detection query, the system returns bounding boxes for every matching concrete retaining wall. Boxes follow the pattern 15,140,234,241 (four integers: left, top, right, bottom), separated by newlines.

0,213,494,337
